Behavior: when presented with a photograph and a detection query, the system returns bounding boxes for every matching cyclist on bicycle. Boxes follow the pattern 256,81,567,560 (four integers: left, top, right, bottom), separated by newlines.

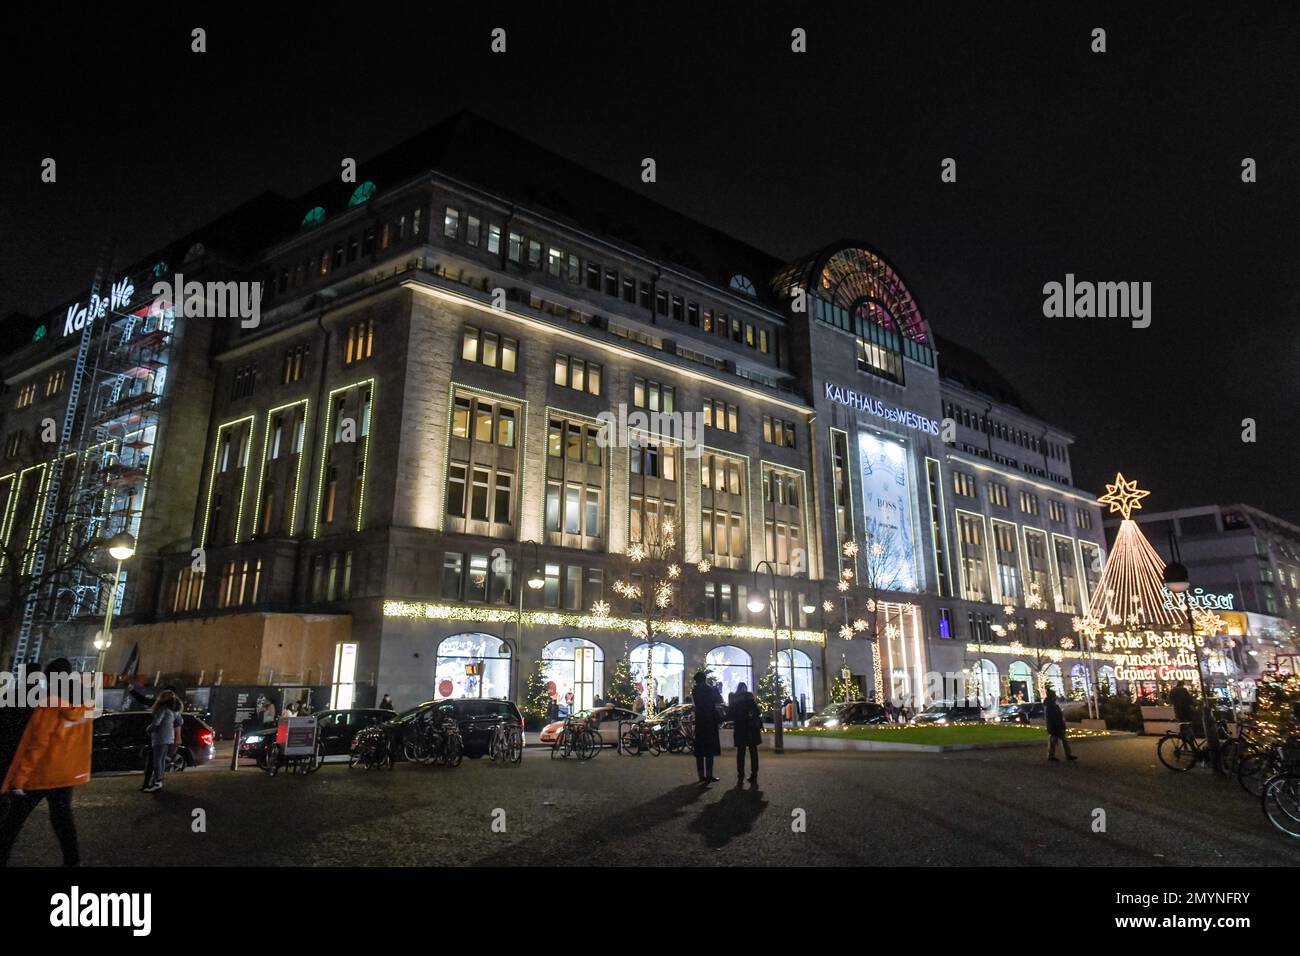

1170,680,1197,738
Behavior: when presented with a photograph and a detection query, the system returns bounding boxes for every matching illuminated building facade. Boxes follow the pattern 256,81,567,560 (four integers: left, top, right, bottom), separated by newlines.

1,114,1113,714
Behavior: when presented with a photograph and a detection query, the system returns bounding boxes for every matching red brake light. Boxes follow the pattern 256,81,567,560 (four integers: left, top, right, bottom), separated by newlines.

198,729,214,746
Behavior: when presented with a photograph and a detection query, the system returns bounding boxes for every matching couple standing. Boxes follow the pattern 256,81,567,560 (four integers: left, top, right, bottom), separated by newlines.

690,672,762,786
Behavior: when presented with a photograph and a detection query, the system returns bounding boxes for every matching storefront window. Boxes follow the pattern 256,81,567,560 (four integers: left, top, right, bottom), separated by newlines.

434,632,511,700
541,638,604,717
968,658,998,707
630,642,684,708
706,645,753,701
1097,665,1118,695
777,648,814,716
1008,661,1035,702
1041,662,1065,697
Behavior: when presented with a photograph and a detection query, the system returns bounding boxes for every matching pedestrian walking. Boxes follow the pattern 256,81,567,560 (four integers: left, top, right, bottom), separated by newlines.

0,659,92,867
379,694,395,712
1045,688,1076,762
142,691,179,792
729,681,762,786
690,672,722,784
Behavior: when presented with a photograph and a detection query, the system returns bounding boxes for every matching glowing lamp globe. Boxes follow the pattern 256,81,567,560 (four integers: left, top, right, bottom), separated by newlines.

107,532,136,562
526,569,545,590
746,596,767,614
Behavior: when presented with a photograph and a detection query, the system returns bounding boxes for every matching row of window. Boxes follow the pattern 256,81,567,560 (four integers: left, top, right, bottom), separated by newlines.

272,206,423,297
952,469,1093,531
944,400,1069,462
440,204,775,360
762,416,798,448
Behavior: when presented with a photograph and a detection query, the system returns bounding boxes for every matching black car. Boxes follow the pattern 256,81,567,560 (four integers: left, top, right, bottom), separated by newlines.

993,702,1047,724
388,698,523,759
92,710,217,772
238,708,392,762
910,703,986,725
806,700,887,730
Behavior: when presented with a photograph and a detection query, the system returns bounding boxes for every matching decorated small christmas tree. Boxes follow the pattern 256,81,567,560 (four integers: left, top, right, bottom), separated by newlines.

521,659,552,723
1254,670,1300,745
605,653,637,709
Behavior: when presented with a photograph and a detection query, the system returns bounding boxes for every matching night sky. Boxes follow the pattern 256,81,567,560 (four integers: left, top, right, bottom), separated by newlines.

3,4,1297,521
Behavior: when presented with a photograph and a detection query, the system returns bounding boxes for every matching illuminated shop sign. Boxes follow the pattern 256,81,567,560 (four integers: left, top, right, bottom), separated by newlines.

63,277,135,337
1160,587,1235,611
1112,631,1204,684
824,382,939,435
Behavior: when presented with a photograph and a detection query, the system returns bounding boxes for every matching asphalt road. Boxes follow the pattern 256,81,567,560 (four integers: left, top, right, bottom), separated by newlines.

5,736,1296,866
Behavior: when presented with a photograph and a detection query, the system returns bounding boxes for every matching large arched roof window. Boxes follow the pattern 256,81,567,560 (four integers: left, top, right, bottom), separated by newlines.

772,242,931,345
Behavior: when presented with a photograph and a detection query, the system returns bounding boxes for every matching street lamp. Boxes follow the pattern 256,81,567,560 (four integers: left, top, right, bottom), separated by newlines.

748,560,785,753
514,540,544,704
94,531,136,676
1163,561,1224,774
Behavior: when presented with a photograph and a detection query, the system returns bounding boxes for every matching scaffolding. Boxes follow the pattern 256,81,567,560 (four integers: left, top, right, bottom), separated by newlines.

13,263,176,668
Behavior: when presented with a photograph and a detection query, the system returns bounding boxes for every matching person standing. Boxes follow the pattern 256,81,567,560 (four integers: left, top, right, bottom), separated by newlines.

142,692,178,793
0,659,92,866
379,694,395,712
690,672,721,784
1169,679,1196,739
1045,688,1077,762
729,681,762,785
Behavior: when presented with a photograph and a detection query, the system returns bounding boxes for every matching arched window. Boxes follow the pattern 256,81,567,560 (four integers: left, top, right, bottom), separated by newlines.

541,638,604,716
969,659,999,707
1041,663,1065,697
434,632,510,700
1008,661,1036,702
1070,663,1091,698
630,642,685,708
778,648,815,715
706,645,753,701
1097,665,1118,696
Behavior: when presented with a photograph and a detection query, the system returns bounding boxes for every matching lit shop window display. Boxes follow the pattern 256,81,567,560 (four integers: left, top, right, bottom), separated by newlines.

1041,662,1065,697
434,632,511,699
777,647,815,715
630,642,685,707
968,658,999,707
1097,665,1118,695
541,638,604,716
706,645,753,701
1008,660,1036,702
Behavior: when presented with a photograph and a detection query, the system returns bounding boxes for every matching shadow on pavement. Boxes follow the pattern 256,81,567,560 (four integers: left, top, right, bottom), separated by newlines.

688,783,769,849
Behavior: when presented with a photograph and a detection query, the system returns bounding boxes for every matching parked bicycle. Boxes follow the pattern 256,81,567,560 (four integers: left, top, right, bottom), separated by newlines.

620,720,661,756
403,718,464,767
488,718,523,765
1263,769,1300,838
1157,719,1230,773
551,715,600,760
349,724,394,770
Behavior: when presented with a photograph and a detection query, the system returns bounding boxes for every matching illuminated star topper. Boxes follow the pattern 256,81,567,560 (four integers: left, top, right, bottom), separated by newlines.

1097,472,1151,520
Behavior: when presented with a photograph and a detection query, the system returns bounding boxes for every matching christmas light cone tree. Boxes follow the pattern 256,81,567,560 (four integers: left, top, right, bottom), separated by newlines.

1080,474,1194,706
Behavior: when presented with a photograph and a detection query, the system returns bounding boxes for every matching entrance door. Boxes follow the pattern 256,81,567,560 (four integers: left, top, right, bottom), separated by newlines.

574,646,596,711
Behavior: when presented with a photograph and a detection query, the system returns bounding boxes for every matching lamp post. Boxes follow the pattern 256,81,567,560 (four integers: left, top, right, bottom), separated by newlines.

1163,560,1224,774
93,531,136,677
747,560,784,753
513,540,545,706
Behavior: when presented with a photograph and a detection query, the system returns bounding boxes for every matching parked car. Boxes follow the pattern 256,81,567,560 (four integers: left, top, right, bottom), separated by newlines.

909,702,985,726
238,708,392,763
806,700,888,729
538,705,642,745
92,710,216,772
388,698,525,758
993,702,1046,724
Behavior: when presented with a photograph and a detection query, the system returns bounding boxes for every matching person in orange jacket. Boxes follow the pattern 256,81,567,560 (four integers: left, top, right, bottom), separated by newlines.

0,659,93,867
